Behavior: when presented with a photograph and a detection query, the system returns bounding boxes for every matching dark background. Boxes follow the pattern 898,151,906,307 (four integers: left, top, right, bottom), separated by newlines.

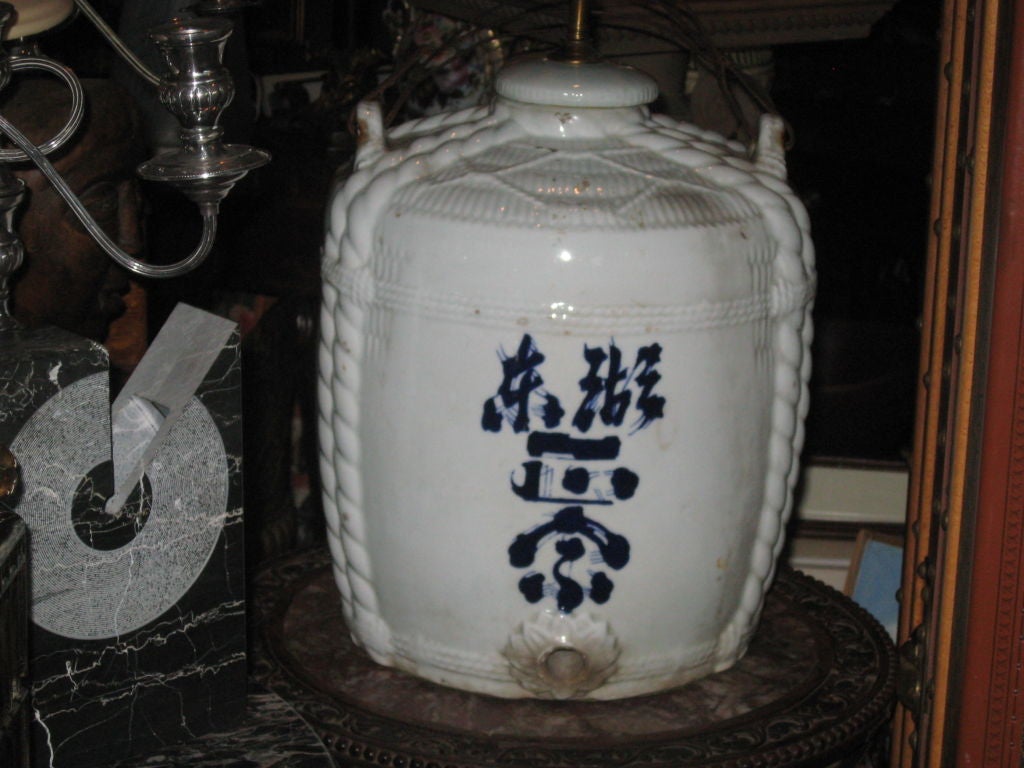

37,0,940,477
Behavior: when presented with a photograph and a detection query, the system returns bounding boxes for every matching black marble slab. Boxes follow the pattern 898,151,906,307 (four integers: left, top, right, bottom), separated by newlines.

1,311,248,767
109,688,336,768
0,325,108,441
0,510,30,768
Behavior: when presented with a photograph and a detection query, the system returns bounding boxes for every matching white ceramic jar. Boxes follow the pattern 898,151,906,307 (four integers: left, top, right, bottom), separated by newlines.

319,56,814,700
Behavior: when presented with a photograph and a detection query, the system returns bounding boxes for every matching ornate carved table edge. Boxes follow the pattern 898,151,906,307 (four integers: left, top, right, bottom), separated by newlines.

250,548,896,768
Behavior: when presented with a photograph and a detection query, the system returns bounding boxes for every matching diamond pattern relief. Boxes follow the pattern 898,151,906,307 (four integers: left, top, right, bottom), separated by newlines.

391,141,760,230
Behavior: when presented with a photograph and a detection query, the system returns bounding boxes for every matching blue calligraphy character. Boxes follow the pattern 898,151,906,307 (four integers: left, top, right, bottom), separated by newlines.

511,460,637,504
632,343,666,431
562,467,590,494
552,537,587,612
511,460,550,502
589,572,614,604
518,573,546,603
572,341,666,433
482,334,564,433
527,431,620,460
573,344,631,432
609,467,639,500
508,506,630,613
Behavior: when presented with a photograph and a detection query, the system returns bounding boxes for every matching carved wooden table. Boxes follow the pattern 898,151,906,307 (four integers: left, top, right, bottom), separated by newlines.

251,548,896,768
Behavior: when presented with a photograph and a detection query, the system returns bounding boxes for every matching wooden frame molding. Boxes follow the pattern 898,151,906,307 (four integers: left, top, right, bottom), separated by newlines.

950,0,1024,759
893,0,1023,759
891,0,976,752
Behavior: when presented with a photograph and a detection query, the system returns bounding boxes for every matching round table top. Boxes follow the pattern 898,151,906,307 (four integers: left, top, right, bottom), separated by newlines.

251,548,895,768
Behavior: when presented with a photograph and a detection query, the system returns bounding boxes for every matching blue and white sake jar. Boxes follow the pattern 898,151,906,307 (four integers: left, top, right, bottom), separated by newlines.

319,56,814,700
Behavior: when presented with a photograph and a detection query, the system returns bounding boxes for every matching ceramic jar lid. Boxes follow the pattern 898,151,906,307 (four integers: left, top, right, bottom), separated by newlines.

495,57,659,108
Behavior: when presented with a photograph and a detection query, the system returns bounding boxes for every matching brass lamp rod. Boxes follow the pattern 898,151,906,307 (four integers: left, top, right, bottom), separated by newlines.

565,0,592,63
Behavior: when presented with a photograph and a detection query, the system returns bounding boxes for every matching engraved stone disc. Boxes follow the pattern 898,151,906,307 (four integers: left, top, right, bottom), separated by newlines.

11,373,227,639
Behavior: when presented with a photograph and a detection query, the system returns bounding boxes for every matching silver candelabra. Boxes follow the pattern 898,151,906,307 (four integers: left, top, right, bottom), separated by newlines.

0,0,270,332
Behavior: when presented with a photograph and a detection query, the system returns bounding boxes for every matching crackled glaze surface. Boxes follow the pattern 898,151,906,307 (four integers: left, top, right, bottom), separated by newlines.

319,57,814,699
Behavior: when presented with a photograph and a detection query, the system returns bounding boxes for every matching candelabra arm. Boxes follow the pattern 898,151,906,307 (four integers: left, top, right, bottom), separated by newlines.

0,56,84,161
0,110,217,279
73,0,164,88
